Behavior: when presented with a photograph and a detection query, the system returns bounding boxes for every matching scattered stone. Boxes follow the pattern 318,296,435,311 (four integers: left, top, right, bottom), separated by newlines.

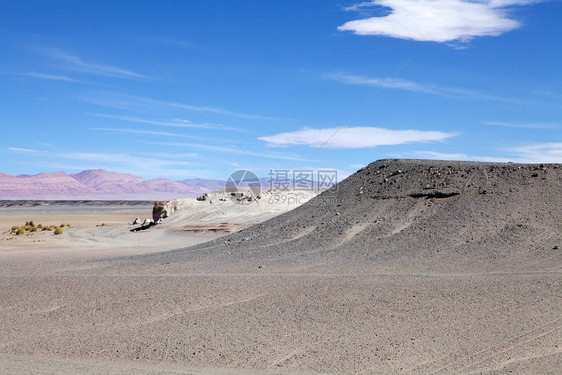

196,194,208,201
554,246,559,250
133,217,141,225
258,264,265,269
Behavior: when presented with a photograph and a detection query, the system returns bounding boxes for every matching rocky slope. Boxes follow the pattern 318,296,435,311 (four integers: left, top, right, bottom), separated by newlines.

174,159,560,274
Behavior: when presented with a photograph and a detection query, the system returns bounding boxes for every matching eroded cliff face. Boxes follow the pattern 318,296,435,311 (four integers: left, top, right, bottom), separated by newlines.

152,201,167,222
148,190,319,230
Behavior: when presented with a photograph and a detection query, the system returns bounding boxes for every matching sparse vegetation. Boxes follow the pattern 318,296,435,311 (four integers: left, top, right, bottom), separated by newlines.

9,221,71,236
97,223,109,227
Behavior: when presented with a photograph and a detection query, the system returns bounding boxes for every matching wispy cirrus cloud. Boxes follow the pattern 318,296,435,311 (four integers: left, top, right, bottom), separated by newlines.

88,113,218,130
147,141,311,162
339,0,545,44
411,142,562,163
484,121,560,129
259,127,458,149
43,48,147,79
507,142,562,162
90,127,220,142
13,72,100,85
60,151,199,168
7,147,41,153
488,0,547,6
411,150,511,162
325,72,522,103
82,92,279,121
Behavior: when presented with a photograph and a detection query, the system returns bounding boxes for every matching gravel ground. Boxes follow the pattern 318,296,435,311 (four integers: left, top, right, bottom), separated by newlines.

1,159,560,374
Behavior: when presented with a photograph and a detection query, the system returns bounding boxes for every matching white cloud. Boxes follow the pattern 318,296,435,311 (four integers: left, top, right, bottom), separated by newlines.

91,127,216,142
488,0,546,6
507,143,562,162
88,113,217,130
147,141,311,161
16,72,97,85
484,121,560,129
325,73,531,103
60,151,198,167
8,147,40,153
326,73,442,94
412,143,562,163
44,48,146,79
338,0,544,43
412,150,511,162
259,127,458,148
82,92,280,121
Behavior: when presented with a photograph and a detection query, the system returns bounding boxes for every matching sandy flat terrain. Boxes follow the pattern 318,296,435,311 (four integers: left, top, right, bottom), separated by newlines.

0,160,560,374
0,204,219,260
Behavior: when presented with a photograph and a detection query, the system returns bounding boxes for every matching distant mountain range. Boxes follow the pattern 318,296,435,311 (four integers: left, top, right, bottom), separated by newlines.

0,169,228,200
0,169,337,200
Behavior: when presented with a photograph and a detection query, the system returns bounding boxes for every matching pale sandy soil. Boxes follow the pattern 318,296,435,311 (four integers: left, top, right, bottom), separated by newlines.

0,205,218,260
0,160,560,374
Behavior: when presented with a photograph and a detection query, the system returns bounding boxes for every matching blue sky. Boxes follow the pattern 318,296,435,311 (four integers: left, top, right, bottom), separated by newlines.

1,0,561,180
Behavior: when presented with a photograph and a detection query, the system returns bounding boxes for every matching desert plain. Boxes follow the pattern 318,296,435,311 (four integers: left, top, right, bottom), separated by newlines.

0,160,560,374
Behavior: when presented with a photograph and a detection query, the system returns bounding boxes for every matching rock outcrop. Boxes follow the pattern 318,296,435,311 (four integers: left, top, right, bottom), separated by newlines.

152,201,169,222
